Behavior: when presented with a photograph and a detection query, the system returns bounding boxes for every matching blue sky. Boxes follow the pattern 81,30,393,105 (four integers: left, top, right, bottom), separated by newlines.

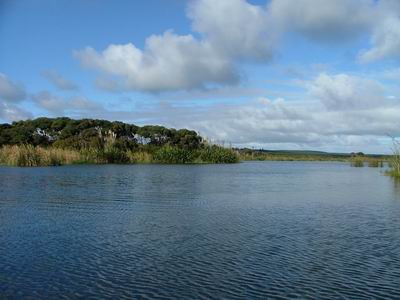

1,0,400,153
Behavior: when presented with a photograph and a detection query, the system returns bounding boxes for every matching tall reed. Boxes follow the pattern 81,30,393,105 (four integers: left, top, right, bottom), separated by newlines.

127,150,153,163
388,139,400,177
0,145,81,167
198,145,239,163
0,144,239,166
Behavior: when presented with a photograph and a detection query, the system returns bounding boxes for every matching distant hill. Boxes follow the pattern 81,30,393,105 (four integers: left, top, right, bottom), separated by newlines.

236,148,387,159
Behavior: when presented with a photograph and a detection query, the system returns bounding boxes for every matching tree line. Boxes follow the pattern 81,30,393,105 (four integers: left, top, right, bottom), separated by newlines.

0,117,239,166
0,117,203,151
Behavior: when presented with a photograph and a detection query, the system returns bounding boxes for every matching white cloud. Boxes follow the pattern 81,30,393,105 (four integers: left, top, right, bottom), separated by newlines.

75,0,397,93
0,73,26,102
187,0,274,60
180,99,400,152
75,31,238,92
309,73,386,110
41,70,78,91
113,72,398,153
359,16,400,63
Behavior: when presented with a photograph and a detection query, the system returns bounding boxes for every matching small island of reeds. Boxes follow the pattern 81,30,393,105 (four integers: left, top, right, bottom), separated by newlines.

0,117,238,167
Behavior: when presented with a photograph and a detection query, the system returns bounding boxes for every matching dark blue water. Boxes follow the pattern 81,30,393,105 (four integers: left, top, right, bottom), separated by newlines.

1,162,400,299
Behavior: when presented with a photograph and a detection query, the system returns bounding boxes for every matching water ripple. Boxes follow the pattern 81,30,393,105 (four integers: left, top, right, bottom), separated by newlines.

1,162,400,299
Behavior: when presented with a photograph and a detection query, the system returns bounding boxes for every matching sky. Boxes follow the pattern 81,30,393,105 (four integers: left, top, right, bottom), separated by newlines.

1,0,400,153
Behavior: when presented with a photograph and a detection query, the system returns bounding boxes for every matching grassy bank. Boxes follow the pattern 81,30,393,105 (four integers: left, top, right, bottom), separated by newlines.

237,148,387,164
0,144,239,167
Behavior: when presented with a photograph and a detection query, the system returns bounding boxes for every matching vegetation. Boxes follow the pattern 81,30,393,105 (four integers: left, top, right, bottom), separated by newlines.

237,148,387,164
387,139,400,178
350,156,365,167
0,117,394,168
0,145,81,167
349,155,384,168
0,117,238,166
199,145,239,164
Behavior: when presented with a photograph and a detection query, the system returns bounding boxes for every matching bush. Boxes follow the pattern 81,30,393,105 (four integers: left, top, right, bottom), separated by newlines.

198,145,239,163
102,146,129,164
127,150,153,163
153,146,195,164
350,156,364,167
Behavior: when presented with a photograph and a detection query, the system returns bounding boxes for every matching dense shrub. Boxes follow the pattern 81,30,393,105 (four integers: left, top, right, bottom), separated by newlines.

153,146,195,164
102,146,130,164
198,145,239,163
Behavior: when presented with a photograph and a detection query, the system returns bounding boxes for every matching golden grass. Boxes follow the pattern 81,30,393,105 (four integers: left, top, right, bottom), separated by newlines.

0,144,239,166
350,156,364,167
367,158,383,168
0,145,82,167
127,150,153,163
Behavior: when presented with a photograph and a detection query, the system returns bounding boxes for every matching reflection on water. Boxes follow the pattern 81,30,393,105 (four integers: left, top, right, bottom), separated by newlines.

1,162,400,299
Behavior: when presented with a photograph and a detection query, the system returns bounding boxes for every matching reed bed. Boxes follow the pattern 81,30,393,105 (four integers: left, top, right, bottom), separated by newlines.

388,139,400,178
350,156,364,167
0,145,81,167
127,150,153,164
0,144,239,167
367,158,384,168
350,156,385,168
198,145,239,164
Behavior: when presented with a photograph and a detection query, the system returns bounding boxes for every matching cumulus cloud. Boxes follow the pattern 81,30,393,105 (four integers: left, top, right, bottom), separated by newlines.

75,31,238,92
358,0,400,62
359,16,400,62
75,0,275,92
0,73,26,102
75,0,398,93
187,0,274,60
134,95,399,152
115,72,398,153
309,73,386,110
41,70,78,91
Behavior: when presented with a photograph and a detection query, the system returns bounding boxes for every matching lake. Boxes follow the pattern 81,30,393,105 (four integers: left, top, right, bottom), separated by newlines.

1,162,400,299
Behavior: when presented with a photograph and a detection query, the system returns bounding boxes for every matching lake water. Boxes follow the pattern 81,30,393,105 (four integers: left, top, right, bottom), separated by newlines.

1,162,400,299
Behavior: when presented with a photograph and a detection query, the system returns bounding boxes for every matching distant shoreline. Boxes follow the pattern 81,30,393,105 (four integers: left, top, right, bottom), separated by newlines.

0,144,390,167
0,117,391,167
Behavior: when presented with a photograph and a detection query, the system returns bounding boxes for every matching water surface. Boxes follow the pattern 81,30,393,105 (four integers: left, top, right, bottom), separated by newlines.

1,162,400,299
